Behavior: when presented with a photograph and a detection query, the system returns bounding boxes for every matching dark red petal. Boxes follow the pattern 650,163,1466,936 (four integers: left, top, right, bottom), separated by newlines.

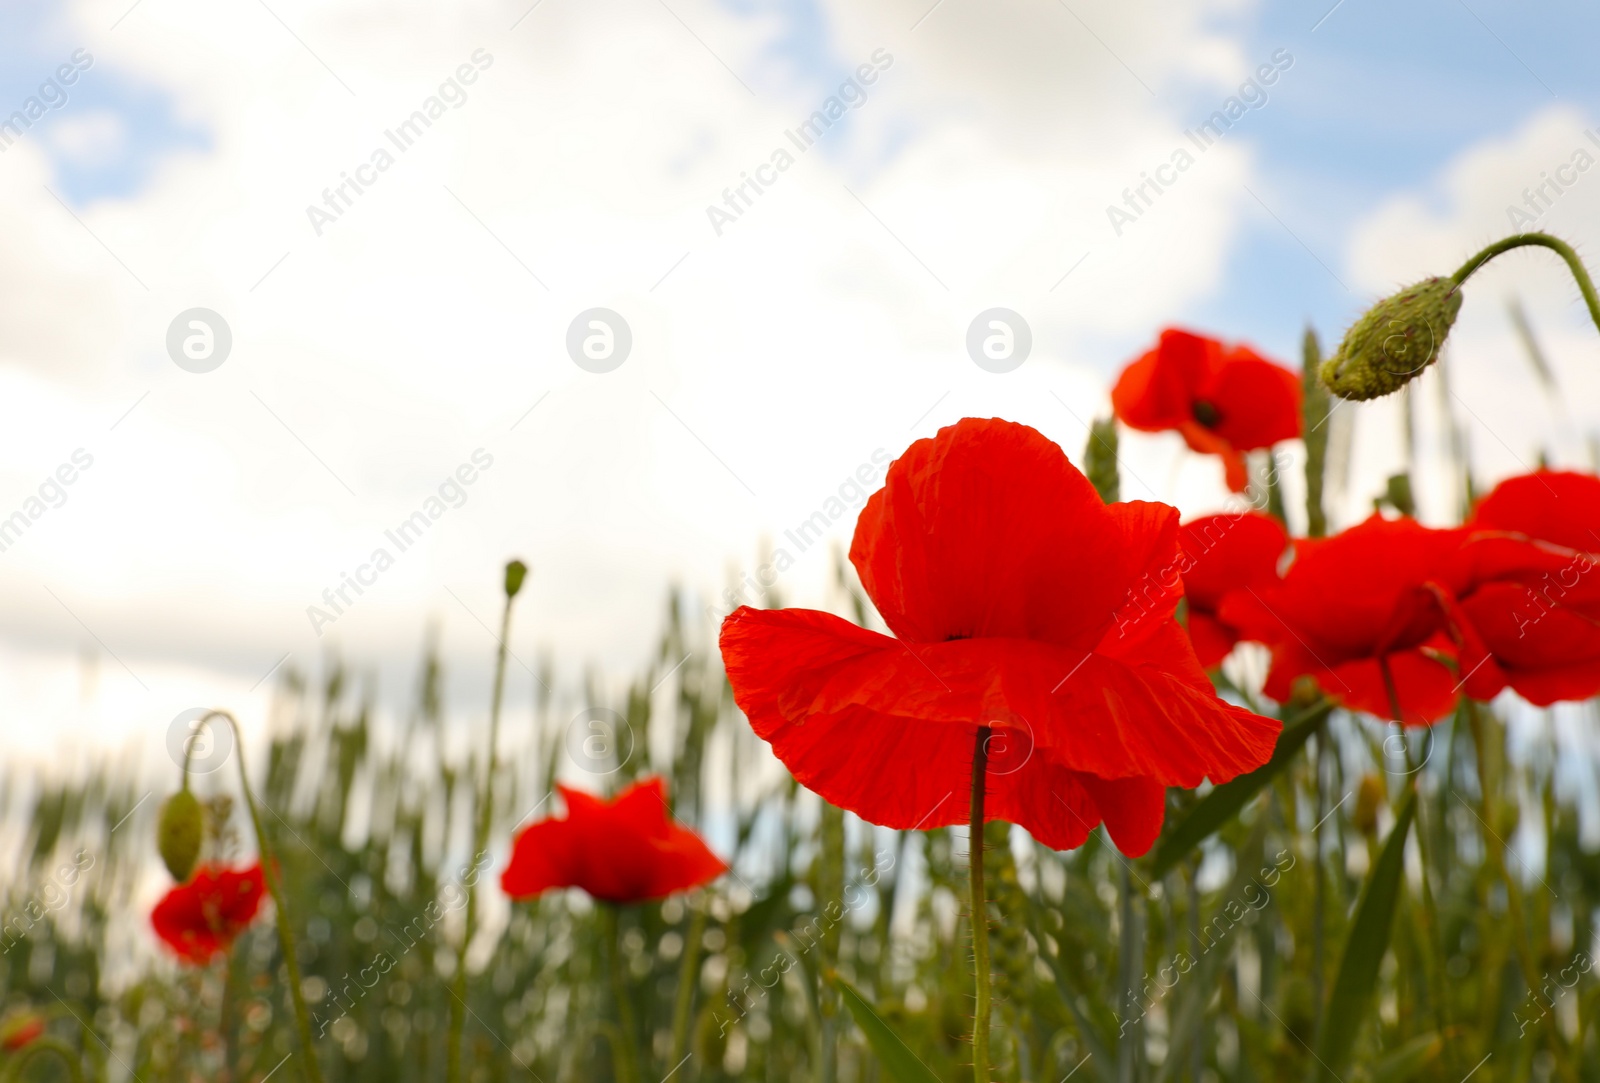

1306,650,1460,725
1203,348,1303,451
1186,610,1238,669
849,418,1177,647
1180,512,1289,612
501,815,585,900
1461,583,1600,706
1111,329,1216,432
1077,774,1166,857
1469,470,1600,554
1223,516,1464,660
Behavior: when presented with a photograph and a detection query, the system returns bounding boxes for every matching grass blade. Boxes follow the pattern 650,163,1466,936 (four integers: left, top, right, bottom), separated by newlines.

1310,787,1417,1082
826,971,943,1083
1150,700,1333,879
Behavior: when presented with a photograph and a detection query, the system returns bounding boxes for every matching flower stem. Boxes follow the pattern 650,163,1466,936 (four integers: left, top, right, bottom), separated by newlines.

969,725,992,1083
602,904,643,1083
1450,232,1600,337
448,574,520,1083
669,897,709,1069
1375,666,1453,1072
198,710,325,1083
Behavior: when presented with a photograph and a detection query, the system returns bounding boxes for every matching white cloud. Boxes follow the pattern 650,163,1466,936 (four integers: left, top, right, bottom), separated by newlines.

0,0,1267,761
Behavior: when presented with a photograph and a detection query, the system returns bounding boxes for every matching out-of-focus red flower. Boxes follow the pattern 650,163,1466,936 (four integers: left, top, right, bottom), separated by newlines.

1220,515,1471,725
1453,471,1600,705
500,777,726,904
719,418,1279,857
1178,511,1289,668
151,864,266,965
1112,328,1302,492
0,1013,45,1052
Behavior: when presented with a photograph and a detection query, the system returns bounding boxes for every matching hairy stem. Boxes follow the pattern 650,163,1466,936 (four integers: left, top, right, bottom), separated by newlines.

1450,232,1600,338
970,726,992,1083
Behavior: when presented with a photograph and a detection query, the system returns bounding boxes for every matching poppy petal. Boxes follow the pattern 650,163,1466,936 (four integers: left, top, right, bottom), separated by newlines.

720,606,1279,811
849,418,1178,648
1203,348,1303,451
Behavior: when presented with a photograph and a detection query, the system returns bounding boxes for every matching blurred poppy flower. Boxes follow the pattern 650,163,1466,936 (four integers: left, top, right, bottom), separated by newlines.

500,777,726,904
1112,328,1302,492
719,418,1279,857
0,1013,44,1052
1178,511,1289,668
1220,515,1470,724
151,863,265,965
1452,471,1600,705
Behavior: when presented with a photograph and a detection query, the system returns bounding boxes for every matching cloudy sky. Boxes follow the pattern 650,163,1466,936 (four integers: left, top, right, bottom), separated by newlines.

4,0,1600,770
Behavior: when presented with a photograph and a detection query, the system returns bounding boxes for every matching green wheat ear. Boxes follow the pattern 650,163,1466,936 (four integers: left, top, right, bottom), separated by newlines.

1322,277,1462,401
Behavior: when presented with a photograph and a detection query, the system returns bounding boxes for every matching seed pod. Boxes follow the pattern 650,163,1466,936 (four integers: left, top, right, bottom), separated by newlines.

1322,277,1462,401
158,789,204,883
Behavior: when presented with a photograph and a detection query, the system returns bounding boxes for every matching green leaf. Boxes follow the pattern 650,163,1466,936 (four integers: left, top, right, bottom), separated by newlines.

1150,700,1333,879
1152,819,1269,1083
826,972,942,1083
1310,788,1417,1083
1369,1031,1443,1083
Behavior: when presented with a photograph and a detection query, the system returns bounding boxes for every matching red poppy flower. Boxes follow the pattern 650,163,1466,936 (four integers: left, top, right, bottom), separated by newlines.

151,864,266,965
0,1014,44,1052
1112,328,1302,492
1452,471,1600,705
719,418,1279,857
1178,511,1289,668
500,777,726,904
1219,515,1473,724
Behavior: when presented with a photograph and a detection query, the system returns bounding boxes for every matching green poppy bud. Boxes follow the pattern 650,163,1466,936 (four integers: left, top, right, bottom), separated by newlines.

158,789,204,883
1083,417,1120,504
1321,277,1463,400
504,559,529,599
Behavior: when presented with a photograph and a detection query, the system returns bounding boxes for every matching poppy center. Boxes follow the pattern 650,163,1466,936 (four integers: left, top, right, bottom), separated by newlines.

1192,400,1221,428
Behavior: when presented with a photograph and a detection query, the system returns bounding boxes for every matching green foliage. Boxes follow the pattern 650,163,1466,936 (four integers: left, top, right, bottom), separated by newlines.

1,598,1598,1082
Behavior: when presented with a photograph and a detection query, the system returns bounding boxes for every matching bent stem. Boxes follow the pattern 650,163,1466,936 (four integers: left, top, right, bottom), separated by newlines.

1451,232,1600,338
601,904,643,1083
447,576,519,1083
193,710,325,1083
969,725,992,1083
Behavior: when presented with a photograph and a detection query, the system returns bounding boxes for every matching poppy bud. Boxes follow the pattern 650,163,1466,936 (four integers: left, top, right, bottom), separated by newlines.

504,559,529,599
1353,773,1385,837
1322,277,1462,400
1083,417,1120,504
158,789,204,883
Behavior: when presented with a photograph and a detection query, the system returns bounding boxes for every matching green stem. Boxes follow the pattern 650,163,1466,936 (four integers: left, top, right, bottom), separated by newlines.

448,579,519,1083
197,711,325,1083
969,725,992,1083
1375,667,1452,1067
602,905,643,1083
0,1036,85,1083
1450,232,1600,337
669,899,709,1069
